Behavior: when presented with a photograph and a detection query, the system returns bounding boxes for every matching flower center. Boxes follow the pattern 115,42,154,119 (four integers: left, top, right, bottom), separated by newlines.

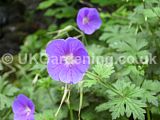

83,17,89,24
64,54,75,65
25,106,31,116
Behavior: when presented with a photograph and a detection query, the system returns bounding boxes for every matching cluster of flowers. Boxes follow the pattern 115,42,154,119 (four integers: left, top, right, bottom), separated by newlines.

12,7,102,120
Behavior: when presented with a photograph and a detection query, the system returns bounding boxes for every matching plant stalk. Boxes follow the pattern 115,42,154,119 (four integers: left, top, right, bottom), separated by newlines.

66,88,74,120
87,71,123,97
55,84,68,117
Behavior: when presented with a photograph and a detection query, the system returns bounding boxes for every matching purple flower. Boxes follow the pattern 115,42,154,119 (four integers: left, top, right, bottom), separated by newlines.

77,7,102,35
12,94,35,120
46,37,89,84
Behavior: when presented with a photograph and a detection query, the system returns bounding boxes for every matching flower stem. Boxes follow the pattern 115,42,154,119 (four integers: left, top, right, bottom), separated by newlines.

47,25,88,46
2,109,12,120
66,87,74,120
78,83,83,120
146,106,151,120
82,34,88,46
98,79,123,97
55,84,68,117
70,26,88,46
87,71,123,97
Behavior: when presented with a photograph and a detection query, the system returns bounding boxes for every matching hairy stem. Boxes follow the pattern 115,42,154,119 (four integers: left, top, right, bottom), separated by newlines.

55,84,68,117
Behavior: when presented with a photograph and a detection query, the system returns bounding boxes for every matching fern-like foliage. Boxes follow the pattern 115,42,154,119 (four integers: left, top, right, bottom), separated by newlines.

141,80,160,106
0,76,19,110
100,26,149,59
84,63,115,88
96,80,147,120
93,63,115,79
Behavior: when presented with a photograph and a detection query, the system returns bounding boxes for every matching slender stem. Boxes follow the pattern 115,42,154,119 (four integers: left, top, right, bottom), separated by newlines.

55,84,68,117
74,35,83,39
53,31,70,39
48,25,73,35
98,79,123,97
66,32,70,37
66,87,74,120
71,26,88,46
82,34,88,46
87,71,123,97
79,0,93,7
47,25,88,46
142,0,145,9
2,109,12,120
78,83,83,120
71,26,83,34
146,106,151,120
47,31,58,35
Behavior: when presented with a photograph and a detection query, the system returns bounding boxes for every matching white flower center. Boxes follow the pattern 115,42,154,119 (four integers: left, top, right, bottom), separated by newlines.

25,106,31,116
83,17,89,24
64,54,75,65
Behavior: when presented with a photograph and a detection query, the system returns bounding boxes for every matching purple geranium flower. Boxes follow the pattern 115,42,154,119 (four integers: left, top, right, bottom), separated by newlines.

77,7,102,35
46,37,89,84
12,94,35,120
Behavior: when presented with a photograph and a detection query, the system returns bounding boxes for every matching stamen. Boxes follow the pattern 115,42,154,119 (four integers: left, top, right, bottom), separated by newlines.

25,106,31,116
83,17,89,24
64,54,75,64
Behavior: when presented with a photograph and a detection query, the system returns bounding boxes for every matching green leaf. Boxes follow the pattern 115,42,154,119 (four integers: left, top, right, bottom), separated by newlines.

0,76,18,111
125,99,146,120
142,80,160,93
83,79,97,88
93,63,115,79
91,0,122,6
142,7,160,18
0,94,12,110
87,44,106,56
96,80,146,120
35,107,68,120
100,26,135,43
108,80,145,98
37,77,52,88
38,0,58,10
96,98,126,118
100,25,149,59
30,63,46,72
3,84,19,96
142,91,158,106
35,110,55,120
86,72,96,80
96,98,146,120
141,80,160,106
44,7,76,18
